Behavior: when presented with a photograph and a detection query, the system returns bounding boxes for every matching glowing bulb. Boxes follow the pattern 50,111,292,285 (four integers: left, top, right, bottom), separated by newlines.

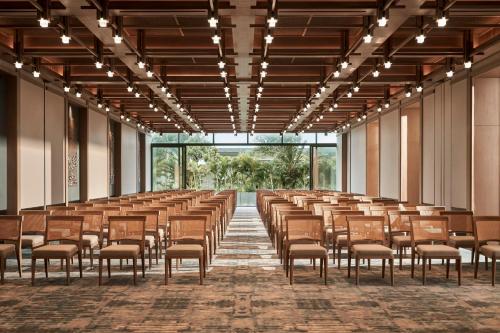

416,85,423,93
208,16,218,28
39,17,50,28
61,34,71,44
212,34,221,44
261,61,269,69
258,86,264,93
220,70,227,78
315,92,320,98
257,92,262,98
97,102,103,109
363,33,373,44
446,69,454,78
137,61,145,69
107,70,114,78
377,105,382,112
260,70,267,78
341,61,349,69
146,70,154,78
64,86,70,93
333,70,340,78
97,17,108,28
105,106,110,112
166,91,172,98
267,16,278,28
95,61,103,69
264,34,274,44
75,91,82,98
161,86,167,93
416,33,426,44
113,34,122,44
135,91,140,98
353,85,360,93
347,91,352,98
464,61,472,69
372,69,380,77
218,60,225,69
384,102,390,109
333,103,338,109
32,70,40,78
384,60,392,69
405,90,412,98
436,16,447,27
377,16,388,27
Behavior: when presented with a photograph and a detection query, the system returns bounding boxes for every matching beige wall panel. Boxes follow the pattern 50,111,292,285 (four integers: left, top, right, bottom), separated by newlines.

146,134,152,192
19,79,45,209
366,120,379,196
88,110,108,199
121,124,137,195
451,79,468,209
380,110,400,199
422,93,435,204
336,134,343,191
350,124,366,194
44,90,65,205
434,86,444,205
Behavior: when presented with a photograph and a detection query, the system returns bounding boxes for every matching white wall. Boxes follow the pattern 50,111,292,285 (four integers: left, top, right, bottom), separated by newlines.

19,79,45,208
380,110,400,199
88,109,108,199
121,124,138,195
336,134,343,191
44,90,65,205
350,124,366,194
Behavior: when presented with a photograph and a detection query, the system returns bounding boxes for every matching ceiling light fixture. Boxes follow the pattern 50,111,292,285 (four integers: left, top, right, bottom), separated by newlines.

372,69,380,77
264,33,274,44
61,34,71,44
416,31,426,44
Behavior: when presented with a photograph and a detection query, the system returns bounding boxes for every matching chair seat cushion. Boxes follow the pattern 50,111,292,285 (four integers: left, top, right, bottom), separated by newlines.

393,235,411,246
100,244,140,259
0,244,15,257
21,235,44,248
352,244,394,258
480,244,500,257
32,244,78,259
289,244,327,257
416,244,460,257
448,235,475,247
165,244,203,258
82,234,99,248
335,234,347,245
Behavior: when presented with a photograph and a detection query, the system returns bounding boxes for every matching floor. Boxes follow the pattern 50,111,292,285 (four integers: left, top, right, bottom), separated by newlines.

1,207,499,332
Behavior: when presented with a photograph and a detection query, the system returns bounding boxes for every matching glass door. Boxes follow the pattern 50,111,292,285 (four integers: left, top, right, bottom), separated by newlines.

152,146,181,190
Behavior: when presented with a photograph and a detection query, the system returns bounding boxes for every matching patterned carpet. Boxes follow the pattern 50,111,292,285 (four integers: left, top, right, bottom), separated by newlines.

0,207,499,332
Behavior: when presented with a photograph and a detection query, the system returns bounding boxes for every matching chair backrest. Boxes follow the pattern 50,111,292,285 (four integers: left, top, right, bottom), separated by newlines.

70,210,103,234
279,210,312,231
331,210,365,231
387,210,419,234
45,216,83,243
0,216,23,242
285,215,324,244
19,210,50,234
410,216,449,245
126,210,159,233
347,216,386,245
107,216,146,245
416,206,445,216
49,206,76,216
186,209,214,230
168,215,206,244
439,211,473,233
473,216,500,244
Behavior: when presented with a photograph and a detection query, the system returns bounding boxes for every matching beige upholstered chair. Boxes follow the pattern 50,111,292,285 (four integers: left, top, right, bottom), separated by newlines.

388,210,420,269
165,215,207,285
346,216,394,285
0,216,23,283
473,217,500,286
278,210,313,263
31,216,84,286
331,210,365,267
440,211,475,264
410,216,461,285
126,210,161,268
285,215,327,285
99,216,146,285
186,209,217,263
70,210,104,268
49,206,76,216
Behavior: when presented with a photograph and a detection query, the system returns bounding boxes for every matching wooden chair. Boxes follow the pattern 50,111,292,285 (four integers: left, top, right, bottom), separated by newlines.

186,208,217,263
388,210,420,269
416,206,445,216
126,210,161,268
346,216,394,285
410,216,461,285
31,216,84,286
331,210,365,267
0,216,23,283
70,210,104,268
473,217,500,286
285,215,327,285
49,206,76,216
437,211,475,264
19,210,50,252
165,215,207,285
278,210,313,263
99,216,146,286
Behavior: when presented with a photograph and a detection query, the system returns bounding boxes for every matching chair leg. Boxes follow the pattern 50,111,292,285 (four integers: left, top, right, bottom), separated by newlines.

474,251,480,279
347,250,351,278
15,246,22,277
98,258,102,286
107,259,111,278
382,259,386,278
65,257,71,285
155,240,159,265
337,245,342,269
422,257,426,285
429,258,432,271
164,257,168,285
471,248,474,265
289,257,294,285
446,259,450,279
399,246,403,270
411,249,415,278
78,250,83,278
44,259,48,278
141,251,145,278
133,257,137,286
492,256,496,286
199,258,204,285
332,240,336,265
485,256,488,270
90,248,94,269
390,259,394,286
368,259,371,270
319,258,323,277
324,257,328,285
31,258,36,286
457,258,462,286
148,245,152,270
355,256,360,285
0,256,4,284
168,259,172,278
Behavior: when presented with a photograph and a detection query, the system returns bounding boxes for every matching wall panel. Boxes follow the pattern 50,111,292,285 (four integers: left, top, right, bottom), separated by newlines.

380,110,399,199
422,93,435,203
350,124,366,194
451,79,468,208
88,110,108,199
19,79,44,208
146,134,152,192
121,124,138,195
336,134,343,191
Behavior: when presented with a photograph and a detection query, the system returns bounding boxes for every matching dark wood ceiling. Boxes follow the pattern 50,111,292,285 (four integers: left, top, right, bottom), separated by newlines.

0,0,499,134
